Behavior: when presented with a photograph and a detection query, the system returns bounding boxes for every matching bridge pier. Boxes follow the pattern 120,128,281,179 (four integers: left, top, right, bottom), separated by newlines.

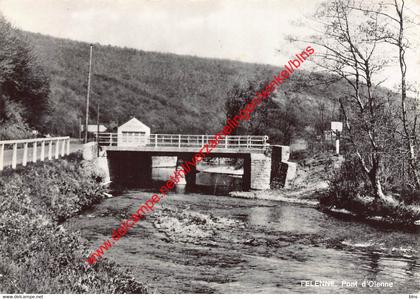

250,153,271,190
176,156,198,191
185,168,197,190
242,155,251,190
270,146,296,188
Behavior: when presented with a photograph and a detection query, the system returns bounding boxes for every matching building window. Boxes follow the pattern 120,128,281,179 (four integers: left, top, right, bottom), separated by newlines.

122,131,146,143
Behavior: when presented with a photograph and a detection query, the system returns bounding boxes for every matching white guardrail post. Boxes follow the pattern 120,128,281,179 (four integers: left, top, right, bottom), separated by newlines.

55,140,60,159
0,144,4,171
33,141,37,163
48,140,52,160
12,143,17,169
22,142,28,166
61,139,66,156
66,139,70,155
41,141,45,161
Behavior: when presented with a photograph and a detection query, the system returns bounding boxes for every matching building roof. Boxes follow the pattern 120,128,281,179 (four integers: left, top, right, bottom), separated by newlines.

81,124,107,132
118,117,150,132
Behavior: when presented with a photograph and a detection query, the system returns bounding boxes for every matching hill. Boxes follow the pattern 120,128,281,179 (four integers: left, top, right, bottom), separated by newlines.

22,31,350,140
24,32,291,136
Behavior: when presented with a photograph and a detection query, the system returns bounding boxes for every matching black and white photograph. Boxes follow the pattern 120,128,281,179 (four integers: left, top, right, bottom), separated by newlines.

0,0,419,297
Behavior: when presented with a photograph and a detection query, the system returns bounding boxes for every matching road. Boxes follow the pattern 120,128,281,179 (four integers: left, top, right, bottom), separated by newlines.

1,139,84,169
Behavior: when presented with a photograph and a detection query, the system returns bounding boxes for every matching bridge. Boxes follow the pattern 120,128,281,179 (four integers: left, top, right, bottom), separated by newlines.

0,134,295,190
95,133,294,190
0,137,74,171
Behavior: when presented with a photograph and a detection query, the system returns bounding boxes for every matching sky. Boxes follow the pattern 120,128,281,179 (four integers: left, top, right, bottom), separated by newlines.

0,0,418,89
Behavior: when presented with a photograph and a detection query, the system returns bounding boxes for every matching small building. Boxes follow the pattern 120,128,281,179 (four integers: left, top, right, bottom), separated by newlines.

117,117,150,146
81,124,108,133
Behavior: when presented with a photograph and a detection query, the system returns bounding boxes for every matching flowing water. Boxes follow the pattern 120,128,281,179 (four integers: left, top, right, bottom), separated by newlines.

67,168,420,294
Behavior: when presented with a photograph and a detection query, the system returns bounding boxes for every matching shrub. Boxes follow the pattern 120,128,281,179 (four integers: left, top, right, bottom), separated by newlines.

391,188,420,206
0,153,147,293
320,155,420,223
320,156,370,210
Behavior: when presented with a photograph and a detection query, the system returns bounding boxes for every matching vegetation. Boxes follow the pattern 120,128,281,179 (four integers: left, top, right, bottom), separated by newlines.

224,78,334,145
0,153,148,293
24,31,281,136
321,156,420,224
21,24,356,140
306,0,420,221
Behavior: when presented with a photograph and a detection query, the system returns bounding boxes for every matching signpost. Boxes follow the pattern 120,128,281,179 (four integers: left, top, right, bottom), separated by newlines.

331,121,343,155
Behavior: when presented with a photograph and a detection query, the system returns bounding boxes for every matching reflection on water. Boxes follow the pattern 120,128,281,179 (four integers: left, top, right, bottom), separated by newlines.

71,190,420,294
152,166,243,194
151,167,175,181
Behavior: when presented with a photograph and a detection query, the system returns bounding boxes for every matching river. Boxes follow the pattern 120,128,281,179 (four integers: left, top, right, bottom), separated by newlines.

66,167,420,294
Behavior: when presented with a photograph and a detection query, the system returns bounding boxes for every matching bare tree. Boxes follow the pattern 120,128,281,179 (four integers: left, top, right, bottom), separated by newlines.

311,0,398,204
349,0,420,189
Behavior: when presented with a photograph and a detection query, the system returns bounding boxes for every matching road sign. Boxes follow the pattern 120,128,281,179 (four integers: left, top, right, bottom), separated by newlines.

331,121,343,132
331,121,342,155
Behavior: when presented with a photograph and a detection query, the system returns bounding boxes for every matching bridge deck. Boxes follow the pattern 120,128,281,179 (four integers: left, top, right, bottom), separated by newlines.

104,145,266,154
99,133,269,153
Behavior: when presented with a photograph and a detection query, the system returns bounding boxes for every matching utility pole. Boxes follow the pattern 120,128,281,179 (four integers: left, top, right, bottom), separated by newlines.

96,101,100,157
84,44,93,143
78,117,82,140
320,103,325,151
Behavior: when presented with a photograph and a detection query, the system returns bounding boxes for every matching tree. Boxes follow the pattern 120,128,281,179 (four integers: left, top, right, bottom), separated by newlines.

44,87,80,136
0,16,49,138
349,0,420,189
0,99,30,139
224,83,246,135
224,81,301,144
312,0,396,204
224,81,265,135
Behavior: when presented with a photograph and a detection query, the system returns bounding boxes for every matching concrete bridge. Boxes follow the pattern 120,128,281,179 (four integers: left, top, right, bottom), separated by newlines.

95,133,295,190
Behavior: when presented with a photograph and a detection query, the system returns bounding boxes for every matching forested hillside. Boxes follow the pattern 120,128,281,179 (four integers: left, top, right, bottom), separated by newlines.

0,17,50,139
22,31,344,139
24,32,279,135
2,16,397,147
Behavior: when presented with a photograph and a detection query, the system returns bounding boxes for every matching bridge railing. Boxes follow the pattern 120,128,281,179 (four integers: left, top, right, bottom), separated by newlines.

0,136,70,171
97,133,269,149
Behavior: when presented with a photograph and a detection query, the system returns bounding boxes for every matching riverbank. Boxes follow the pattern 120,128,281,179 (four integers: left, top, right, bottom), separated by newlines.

66,189,420,293
0,153,147,293
230,155,330,207
230,154,420,228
